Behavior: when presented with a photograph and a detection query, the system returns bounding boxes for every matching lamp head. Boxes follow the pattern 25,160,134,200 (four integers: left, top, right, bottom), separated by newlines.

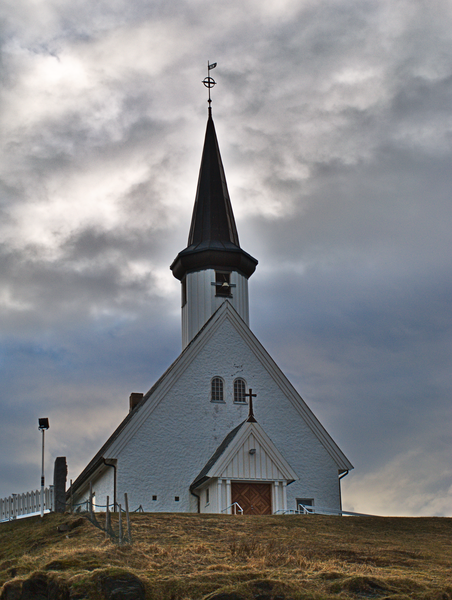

38,418,49,430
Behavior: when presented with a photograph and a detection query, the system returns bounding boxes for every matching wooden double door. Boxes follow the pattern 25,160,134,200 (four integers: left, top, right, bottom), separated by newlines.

231,482,272,515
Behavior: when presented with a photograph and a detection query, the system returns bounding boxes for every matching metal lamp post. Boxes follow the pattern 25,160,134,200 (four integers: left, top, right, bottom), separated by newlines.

38,418,49,518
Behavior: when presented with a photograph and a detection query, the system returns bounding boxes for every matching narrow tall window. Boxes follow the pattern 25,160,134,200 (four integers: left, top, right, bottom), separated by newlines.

234,378,247,403
181,278,187,307
211,377,224,402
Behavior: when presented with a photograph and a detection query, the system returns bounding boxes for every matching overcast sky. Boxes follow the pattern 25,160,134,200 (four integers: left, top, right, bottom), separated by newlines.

1,0,451,517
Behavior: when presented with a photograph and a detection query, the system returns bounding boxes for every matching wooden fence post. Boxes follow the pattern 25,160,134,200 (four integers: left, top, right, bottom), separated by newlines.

118,504,123,545
89,482,93,516
105,496,110,539
124,493,132,544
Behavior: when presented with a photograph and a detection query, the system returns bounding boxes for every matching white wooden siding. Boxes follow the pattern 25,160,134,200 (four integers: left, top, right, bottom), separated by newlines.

219,433,288,480
182,269,249,348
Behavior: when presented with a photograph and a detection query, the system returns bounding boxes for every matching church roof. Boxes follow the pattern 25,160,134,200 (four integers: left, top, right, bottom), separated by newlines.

170,112,257,280
67,301,353,499
190,421,244,490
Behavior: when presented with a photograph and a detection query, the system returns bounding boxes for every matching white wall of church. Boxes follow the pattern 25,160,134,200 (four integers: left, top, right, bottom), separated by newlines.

106,311,342,514
196,482,220,514
75,466,114,512
182,270,249,348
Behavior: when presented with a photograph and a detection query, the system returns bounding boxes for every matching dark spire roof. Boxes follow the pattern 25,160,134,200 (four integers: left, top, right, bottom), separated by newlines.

188,111,239,248
170,111,257,281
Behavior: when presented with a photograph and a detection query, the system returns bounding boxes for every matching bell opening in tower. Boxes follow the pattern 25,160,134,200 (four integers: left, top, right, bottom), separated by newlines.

215,271,232,297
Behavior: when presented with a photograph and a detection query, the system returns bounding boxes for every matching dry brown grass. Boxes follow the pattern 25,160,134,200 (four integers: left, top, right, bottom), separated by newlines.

1,512,452,599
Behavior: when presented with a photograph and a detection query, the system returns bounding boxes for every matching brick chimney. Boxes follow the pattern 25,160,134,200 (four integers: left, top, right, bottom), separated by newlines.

129,392,143,412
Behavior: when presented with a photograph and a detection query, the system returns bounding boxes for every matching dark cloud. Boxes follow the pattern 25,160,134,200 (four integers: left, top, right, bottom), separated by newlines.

1,0,451,515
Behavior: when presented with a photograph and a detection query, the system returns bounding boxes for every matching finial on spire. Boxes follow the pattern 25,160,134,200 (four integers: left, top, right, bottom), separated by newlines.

202,61,217,115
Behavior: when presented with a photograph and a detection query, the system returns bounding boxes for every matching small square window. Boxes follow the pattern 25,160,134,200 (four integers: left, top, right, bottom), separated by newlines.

175,496,180,502
152,495,157,501
296,498,314,513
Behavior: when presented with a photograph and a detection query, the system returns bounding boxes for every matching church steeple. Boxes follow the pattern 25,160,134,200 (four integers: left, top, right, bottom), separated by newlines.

171,99,258,349
170,112,257,281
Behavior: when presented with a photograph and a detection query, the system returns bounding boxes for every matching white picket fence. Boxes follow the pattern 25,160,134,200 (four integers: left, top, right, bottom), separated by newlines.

0,487,54,522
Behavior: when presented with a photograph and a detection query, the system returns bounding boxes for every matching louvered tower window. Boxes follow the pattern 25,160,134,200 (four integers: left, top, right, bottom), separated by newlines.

211,377,224,402
215,271,232,297
234,378,246,403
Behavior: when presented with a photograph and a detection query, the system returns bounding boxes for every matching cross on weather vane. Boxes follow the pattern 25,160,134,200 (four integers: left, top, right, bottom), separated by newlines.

245,388,257,423
203,61,217,112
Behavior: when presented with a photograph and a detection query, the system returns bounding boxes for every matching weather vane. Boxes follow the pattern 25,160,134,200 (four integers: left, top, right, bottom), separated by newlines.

203,61,217,112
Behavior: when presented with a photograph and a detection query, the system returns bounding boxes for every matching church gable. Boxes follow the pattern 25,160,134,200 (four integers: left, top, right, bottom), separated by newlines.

81,300,351,473
70,299,351,507
184,302,353,472
200,421,298,484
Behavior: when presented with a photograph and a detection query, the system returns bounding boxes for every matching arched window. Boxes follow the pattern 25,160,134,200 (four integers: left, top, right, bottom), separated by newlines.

234,378,247,403
211,377,224,402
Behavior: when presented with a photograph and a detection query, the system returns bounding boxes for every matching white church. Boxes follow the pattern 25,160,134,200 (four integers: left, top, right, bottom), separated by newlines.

69,91,353,516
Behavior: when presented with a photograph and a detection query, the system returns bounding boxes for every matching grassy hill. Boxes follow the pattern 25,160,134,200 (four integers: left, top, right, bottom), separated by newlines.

0,512,451,599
